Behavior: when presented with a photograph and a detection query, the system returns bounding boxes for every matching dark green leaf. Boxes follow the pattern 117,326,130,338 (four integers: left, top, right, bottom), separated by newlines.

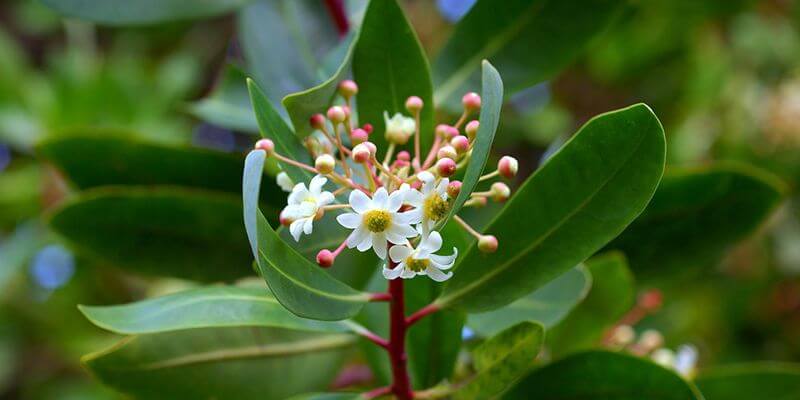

187,64,259,133
467,265,590,337
244,150,370,321
41,0,254,25
695,363,800,400
433,0,624,107
453,322,544,400
287,394,362,400
79,285,359,335
352,0,434,156
48,187,253,282
547,252,635,357
437,104,665,312
84,327,354,400
506,351,703,399
607,164,785,280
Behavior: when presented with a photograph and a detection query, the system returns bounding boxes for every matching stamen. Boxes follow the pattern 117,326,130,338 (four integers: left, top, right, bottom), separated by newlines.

363,210,392,233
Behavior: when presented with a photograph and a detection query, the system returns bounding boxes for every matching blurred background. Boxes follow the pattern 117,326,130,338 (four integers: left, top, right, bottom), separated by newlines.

1,0,800,398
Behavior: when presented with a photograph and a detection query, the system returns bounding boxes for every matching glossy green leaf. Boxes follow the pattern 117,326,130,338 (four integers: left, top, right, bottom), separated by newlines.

607,164,785,280
437,104,665,312
49,187,252,282
84,327,354,400
467,265,590,337
547,252,635,356
352,0,434,156
187,64,259,133
442,61,503,225
433,0,624,107
506,351,703,399
248,79,312,183
453,322,544,400
695,363,800,400
244,150,370,321
41,0,254,25
79,286,360,335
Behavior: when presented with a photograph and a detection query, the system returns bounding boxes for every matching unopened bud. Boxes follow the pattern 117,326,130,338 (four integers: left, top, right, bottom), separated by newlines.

651,348,676,368
362,123,373,134
364,141,377,155
609,325,635,347
397,151,411,161
351,128,369,144
352,143,372,163
384,112,415,145
478,235,498,253
465,196,487,208
462,92,481,112
447,181,462,198
255,139,274,153
437,145,457,160
498,156,518,179
450,135,470,153
490,182,511,202
327,106,346,123
638,330,664,352
310,113,326,130
436,157,457,177
338,80,358,98
315,154,336,174
405,96,423,113
465,120,480,140
316,249,335,268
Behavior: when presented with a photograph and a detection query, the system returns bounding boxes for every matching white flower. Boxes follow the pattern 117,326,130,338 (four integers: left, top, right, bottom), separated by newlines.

384,111,416,145
383,231,457,282
405,171,449,233
276,171,294,192
282,175,335,241
336,187,419,259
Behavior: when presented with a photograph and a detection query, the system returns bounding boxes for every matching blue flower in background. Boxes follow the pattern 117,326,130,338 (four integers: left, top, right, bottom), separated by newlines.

0,144,10,172
436,0,476,22
30,244,75,291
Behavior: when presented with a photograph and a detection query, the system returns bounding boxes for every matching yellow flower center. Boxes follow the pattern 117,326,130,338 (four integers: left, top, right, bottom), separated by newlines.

363,209,392,232
405,256,430,272
423,195,449,221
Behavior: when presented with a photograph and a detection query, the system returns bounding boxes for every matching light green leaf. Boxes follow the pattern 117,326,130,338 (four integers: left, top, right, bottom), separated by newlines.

244,150,370,321
83,327,354,400
48,186,253,282
79,286,359,335
352,0,434,157
0,222,46,293
187,64,259,133
547,252,635,357
433,0,624,107
453,322,544,400
506,351,703,399
437,104,665,312
41,0,254,25
467,265,590,337
695,363,800,400
607,163,785,280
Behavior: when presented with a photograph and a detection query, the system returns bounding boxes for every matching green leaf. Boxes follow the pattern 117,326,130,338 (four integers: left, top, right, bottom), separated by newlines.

433,0,624,107
287,394,362,400
453,322,545,400
41,0,254,25
248,79,312,184
506,351,703,399
467,265,590,337
187,64,259,133
607,163,785,280
49,187,253,282
442,61,503,225
83,327,354,400
352,0,434,156
79,285,360,335
244,150,370,321
0,222,46,294
547,252,635,357
695,363,800,400
437,104,665,312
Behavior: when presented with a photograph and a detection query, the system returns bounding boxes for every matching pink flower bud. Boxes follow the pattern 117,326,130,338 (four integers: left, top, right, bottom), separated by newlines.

436,157,457,177
445,126,460,139
279,210,293,226
498,156,518,179
411,180,422,190
405,96,423,113
465,120,480,140
362,123,373,134
351,128,369,144
327,106,346,123
254,139,274,153
364,141,377,155
310,113,326,130
478,235,498,253
462,92,481,111
437,145,457,160
338,80,358,98
315,154,336,174
490,182,511,202
316,249,335,268
435,124,451,138
450,135,470,153
447,180,462,198
396,151,411,161
352,143,373,163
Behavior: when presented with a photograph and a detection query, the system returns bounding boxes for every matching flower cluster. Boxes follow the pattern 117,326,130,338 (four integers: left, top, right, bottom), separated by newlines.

254,80,519,282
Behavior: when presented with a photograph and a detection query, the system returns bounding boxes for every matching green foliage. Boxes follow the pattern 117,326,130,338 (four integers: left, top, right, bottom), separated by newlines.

83,327,353,399
467,265,590,337
352,0,434,156
695,363,800,400
40,0,254,25
453,322,544,400
187,65,259,133
0,223,46,294
438,104,665,312
49,186,253,282
506,351,703,399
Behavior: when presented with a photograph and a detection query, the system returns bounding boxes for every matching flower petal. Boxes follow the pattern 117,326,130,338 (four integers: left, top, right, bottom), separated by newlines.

317,191,335,206
420,231,443,253
382,264,404,280
288,183,308,205
389,245,413,262
387,189,405,212
289,220,304,242
372,233,388,259
337,212,362,229
348,226,369,248
373,187,389,208
404,189,424,206
396,209,422,225
425,265,452,282
430,247,458,269
309,175,327,195
400,268,416,279
349,189,372,213
386,231,409,245
303,218,314,235
389,222,418,238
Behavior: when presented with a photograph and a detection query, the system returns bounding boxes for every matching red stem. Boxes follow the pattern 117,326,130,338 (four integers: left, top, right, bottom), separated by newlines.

406,303,440,327
388,276,414,399
323,0,350,37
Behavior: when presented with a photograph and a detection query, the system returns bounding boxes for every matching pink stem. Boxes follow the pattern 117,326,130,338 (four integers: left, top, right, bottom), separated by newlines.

323,0,349,37
405,303,440,327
